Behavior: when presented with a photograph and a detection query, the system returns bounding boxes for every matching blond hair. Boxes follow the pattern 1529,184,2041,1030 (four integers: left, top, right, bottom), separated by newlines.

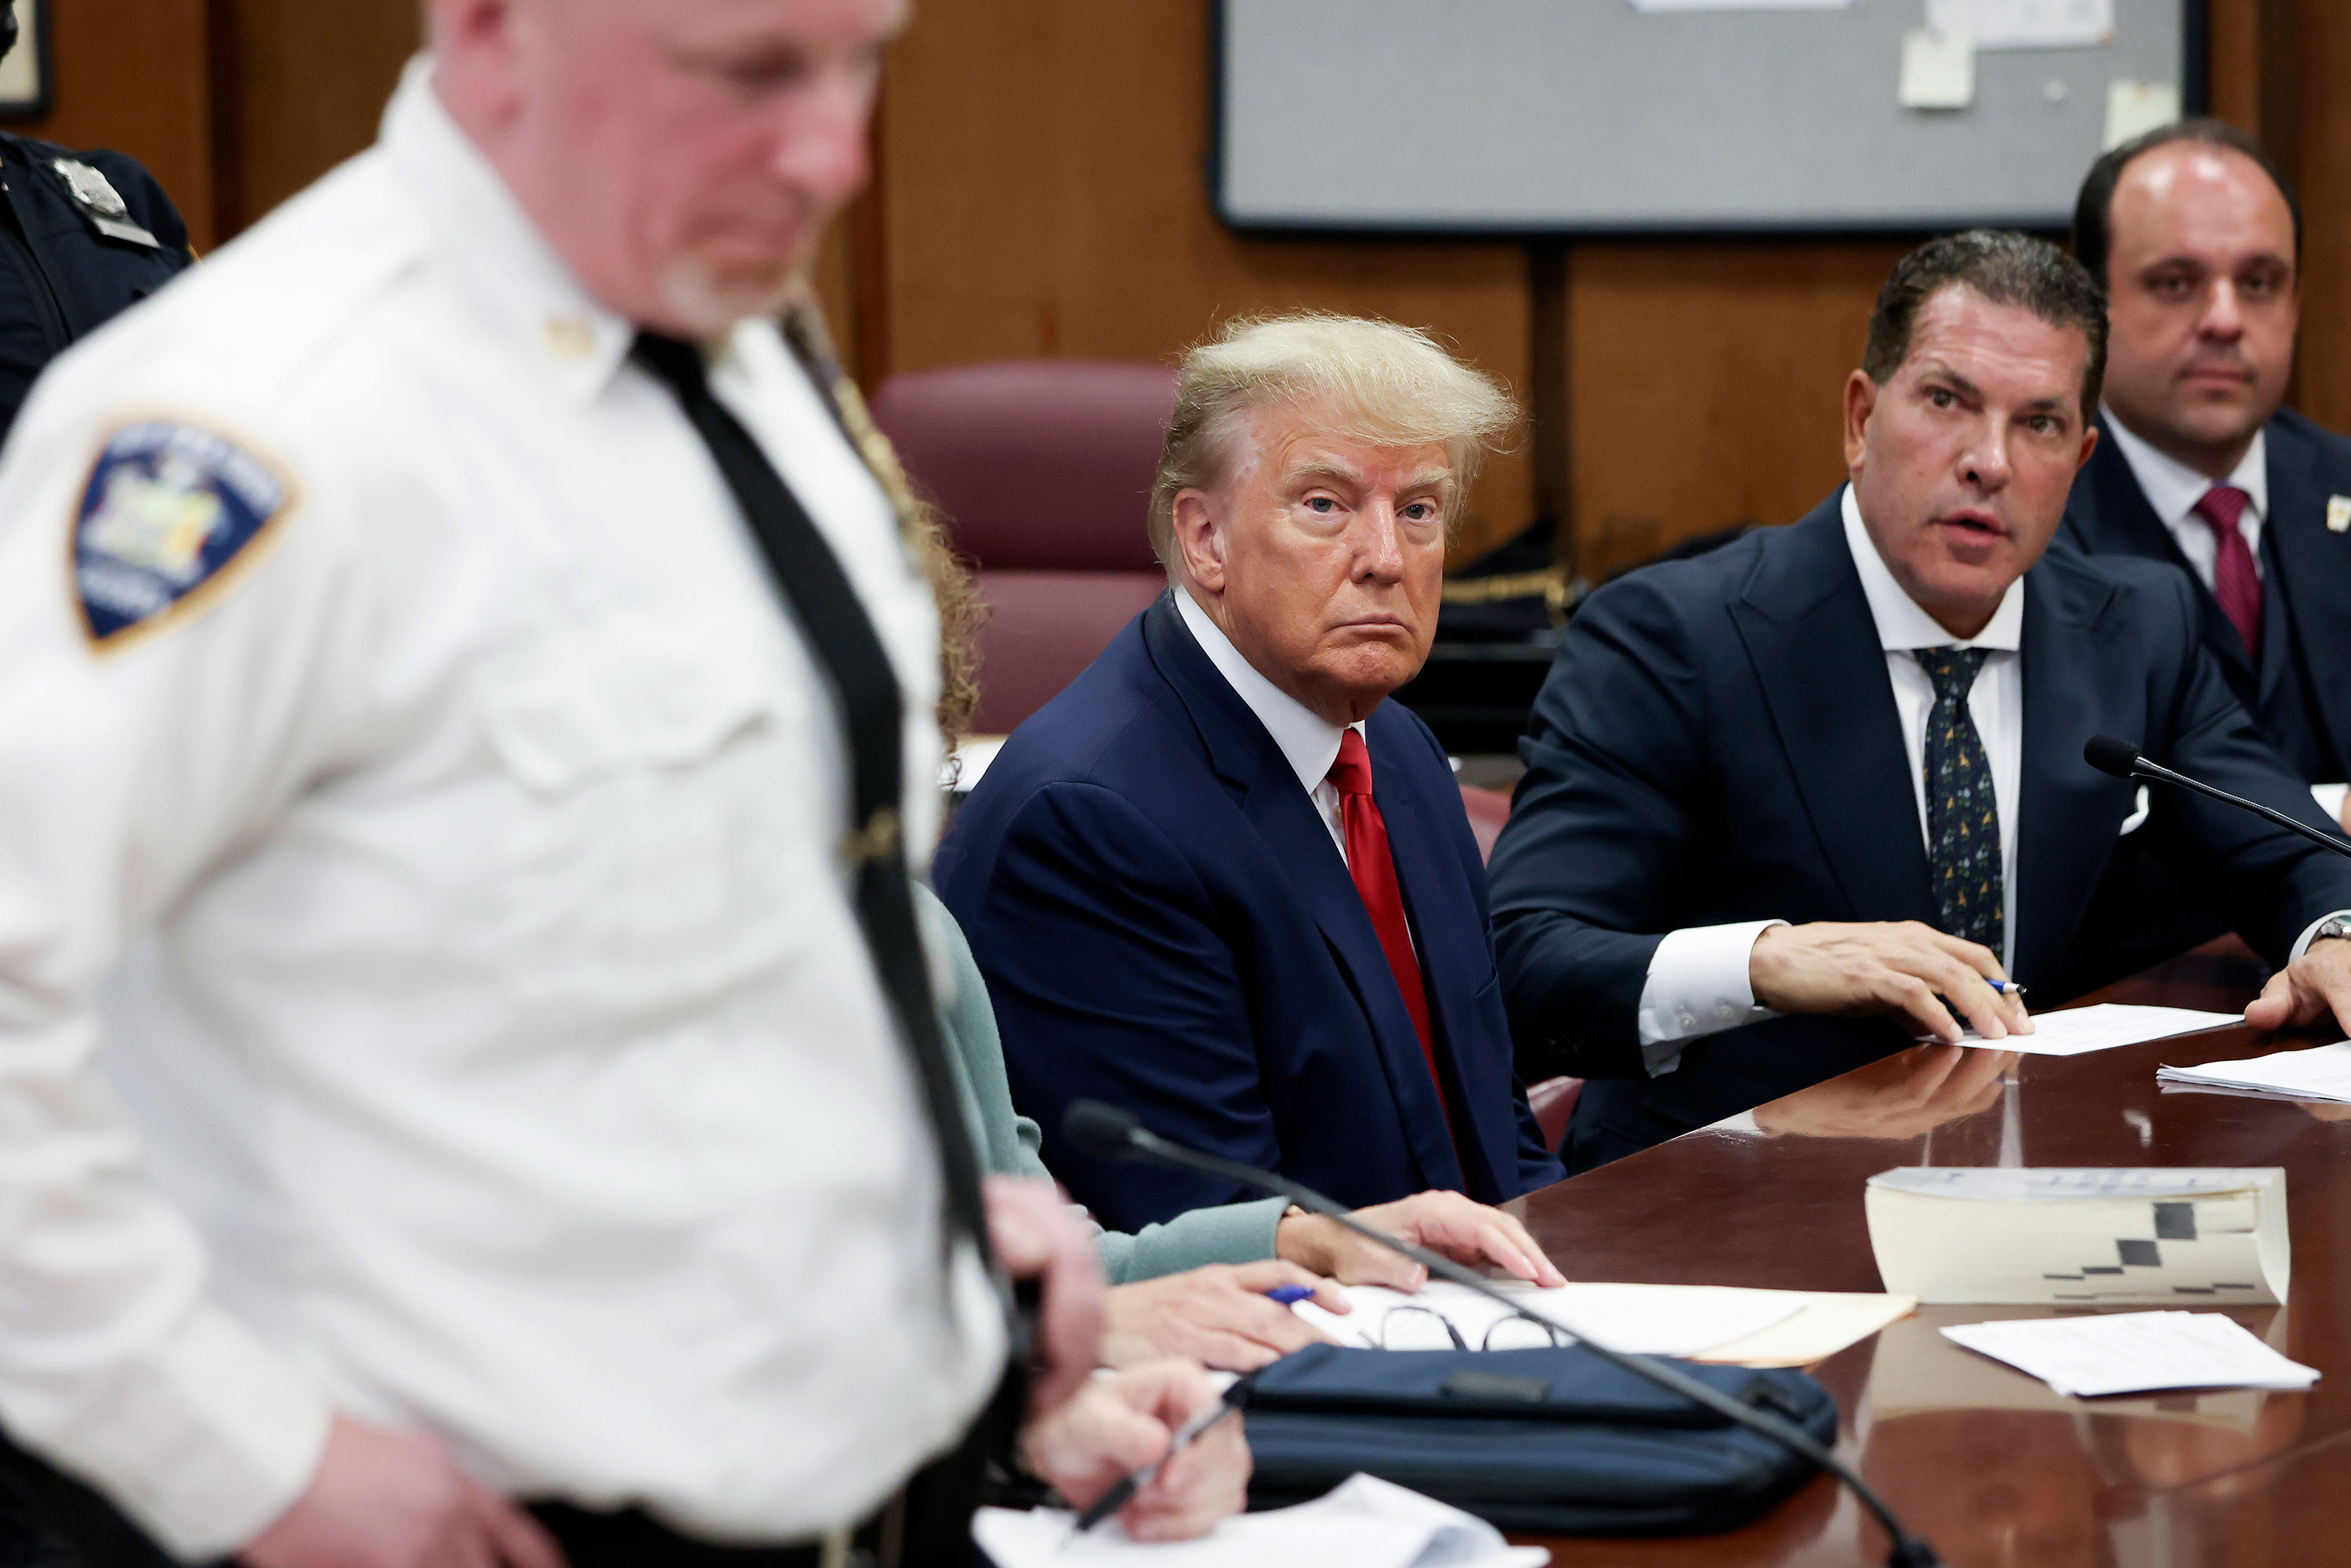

1146,313,1518,578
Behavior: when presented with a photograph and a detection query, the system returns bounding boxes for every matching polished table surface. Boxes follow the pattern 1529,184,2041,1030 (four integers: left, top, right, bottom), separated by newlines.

1509,939,2351,1567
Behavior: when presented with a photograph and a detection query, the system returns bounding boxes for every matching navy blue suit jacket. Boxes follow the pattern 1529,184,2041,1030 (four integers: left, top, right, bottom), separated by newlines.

933,594,1563,1230
1488,496,2351,1171
2060,410,2351,784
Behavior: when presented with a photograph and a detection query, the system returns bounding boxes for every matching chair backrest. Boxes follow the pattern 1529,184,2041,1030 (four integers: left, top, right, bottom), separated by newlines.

1458,784,1511,865
871,361,1177,733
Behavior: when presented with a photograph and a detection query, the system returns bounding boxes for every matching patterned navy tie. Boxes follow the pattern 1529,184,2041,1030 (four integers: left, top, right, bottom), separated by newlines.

1915,646,2002,954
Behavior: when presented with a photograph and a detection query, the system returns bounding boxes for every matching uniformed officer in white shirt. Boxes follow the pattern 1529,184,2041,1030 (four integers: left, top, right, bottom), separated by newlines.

0,0,1245,1564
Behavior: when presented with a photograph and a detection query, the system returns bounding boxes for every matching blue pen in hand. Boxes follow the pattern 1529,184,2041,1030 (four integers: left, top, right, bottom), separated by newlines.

1264,1284,1316,1305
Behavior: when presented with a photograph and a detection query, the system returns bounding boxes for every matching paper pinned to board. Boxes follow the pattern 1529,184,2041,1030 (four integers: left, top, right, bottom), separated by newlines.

973,1472,1550,1568
1899,29,1977,110
1927,0,2114,51
2106,79,2183,149
1942,1312,2318,1398
1948,1003,2242,1056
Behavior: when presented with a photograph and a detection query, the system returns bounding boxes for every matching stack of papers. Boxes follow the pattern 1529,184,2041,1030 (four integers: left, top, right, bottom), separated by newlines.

1942,1312,2319,1398
2158,1041,2351,1103
1865,1167,2290,1305
974,1472,1548,1568
1291,1280,1913,1367
1949,1003,2243,1056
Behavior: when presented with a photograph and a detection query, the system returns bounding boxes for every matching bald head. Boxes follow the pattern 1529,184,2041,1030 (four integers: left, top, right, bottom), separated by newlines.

428,0,904,335
2086,133,2300,476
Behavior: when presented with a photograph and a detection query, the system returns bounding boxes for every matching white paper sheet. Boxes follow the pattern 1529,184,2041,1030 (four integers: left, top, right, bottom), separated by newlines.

974,1473,1550,1568
1293,1280,1799,1356
1898,28,1976,110
2158,1041,2351,1103
2105,79,2182,150
1926,0,2114,50
1951,1003,2242,1056
1941,1312,2318,1398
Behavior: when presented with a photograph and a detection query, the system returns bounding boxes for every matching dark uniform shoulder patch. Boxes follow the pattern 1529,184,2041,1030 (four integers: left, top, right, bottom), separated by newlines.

72,421,292,650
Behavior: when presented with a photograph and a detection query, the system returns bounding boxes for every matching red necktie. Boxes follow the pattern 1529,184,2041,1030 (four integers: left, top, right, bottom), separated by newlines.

1327,730,1449,1120
2194,484,2262,659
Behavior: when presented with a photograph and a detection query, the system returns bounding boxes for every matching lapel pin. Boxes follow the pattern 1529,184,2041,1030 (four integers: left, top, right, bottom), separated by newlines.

2329,495,2351,534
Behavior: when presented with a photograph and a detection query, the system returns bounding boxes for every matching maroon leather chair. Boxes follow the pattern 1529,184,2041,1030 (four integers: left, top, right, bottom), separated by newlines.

869,361,1177,736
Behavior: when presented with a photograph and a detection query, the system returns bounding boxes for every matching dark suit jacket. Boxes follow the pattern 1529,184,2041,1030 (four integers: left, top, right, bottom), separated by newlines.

2060,410,2351,784
1488,495,2351,1171
933,593,1563,1230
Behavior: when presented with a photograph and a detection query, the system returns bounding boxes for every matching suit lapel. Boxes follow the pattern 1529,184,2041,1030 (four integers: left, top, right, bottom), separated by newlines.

2013,556,2137,983
1726,499,1935,925
2261,416,2351,771
1144,598,1462,1191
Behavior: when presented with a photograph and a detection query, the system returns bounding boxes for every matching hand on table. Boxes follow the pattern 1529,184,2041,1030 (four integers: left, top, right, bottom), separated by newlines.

239,1417,563,1568
1749,921,2033,1044
1019,1359,1250,1543
1101,1259,1345,1371
1276,1190,1566,1291
2245,936,2351,1038
984,1175,1108,1414
1751,1044,2019,1142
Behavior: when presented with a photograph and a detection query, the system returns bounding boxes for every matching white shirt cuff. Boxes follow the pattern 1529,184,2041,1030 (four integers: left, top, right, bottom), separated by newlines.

1636,919,1788,1077
17,1302,333,1559
2312,784,2349,826
2291,910,2351,964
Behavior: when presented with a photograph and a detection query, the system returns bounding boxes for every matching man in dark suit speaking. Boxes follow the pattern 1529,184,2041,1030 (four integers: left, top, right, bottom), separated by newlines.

1489,232,2351,1172
936,314,1566,1262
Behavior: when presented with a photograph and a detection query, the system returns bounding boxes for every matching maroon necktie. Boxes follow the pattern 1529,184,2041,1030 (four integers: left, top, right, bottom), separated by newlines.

2194,484,2262,658
1327,730,1450,1119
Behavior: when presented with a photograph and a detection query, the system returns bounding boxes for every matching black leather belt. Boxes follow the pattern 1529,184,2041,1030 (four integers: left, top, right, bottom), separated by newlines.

527,1501,841,1568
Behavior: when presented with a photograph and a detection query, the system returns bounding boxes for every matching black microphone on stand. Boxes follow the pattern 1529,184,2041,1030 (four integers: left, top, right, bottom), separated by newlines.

1062,1100,1945,1568
2085,736,2351,860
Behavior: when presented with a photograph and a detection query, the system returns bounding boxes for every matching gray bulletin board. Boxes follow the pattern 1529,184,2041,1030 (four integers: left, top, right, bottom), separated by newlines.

1214,0,2200,235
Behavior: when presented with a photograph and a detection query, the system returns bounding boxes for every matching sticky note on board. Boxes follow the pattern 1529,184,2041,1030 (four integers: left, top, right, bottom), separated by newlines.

1900,29,1976,111
2105,81,2183,150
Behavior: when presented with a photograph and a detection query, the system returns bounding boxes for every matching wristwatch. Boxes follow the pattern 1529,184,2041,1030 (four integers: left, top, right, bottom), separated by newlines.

2316,915,2351,943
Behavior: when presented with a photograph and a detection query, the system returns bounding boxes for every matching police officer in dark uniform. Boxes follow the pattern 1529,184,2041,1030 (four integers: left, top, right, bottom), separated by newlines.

0,5,192,446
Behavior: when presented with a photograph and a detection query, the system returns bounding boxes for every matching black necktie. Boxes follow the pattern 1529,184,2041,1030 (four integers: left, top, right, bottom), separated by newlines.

1915,646,2002,955
632,331,989,1266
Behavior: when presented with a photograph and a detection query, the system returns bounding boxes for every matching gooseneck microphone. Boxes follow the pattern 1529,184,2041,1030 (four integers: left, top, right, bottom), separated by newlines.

2085,736,2351,860
1062,1100,1945,1568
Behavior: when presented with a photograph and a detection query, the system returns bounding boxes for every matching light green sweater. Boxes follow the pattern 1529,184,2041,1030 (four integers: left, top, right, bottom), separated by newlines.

918,885,1285,1284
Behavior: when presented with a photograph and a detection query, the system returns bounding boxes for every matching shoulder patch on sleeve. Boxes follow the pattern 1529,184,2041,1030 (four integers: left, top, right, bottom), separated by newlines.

71,420,295,650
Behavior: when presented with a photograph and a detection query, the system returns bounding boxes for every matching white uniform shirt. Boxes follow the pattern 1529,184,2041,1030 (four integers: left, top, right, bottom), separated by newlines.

0,59,1001,1558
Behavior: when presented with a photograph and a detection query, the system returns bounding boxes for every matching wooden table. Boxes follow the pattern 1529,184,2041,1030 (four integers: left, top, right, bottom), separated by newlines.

1510,938,2351,1567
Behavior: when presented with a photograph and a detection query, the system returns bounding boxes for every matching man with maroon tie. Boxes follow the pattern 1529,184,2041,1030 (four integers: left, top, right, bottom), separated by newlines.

2057,121,2351,974
933,313,1566,1249
2061,121,2351,823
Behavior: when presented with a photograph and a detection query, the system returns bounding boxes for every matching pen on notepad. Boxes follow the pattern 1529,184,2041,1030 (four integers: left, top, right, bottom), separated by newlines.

1064,1396,1239,1541
1988,980,2027,998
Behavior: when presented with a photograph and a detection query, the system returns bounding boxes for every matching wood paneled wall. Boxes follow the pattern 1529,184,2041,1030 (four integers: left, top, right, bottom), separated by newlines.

8,0,2331,583
846,0,2314,580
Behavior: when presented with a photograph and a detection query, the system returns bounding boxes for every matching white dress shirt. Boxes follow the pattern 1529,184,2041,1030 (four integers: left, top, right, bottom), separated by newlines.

1174,585,1364,862
2101,411,2269,588
1638,485,2023,1073
0,59,1000,1556
2101,414,2349,820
